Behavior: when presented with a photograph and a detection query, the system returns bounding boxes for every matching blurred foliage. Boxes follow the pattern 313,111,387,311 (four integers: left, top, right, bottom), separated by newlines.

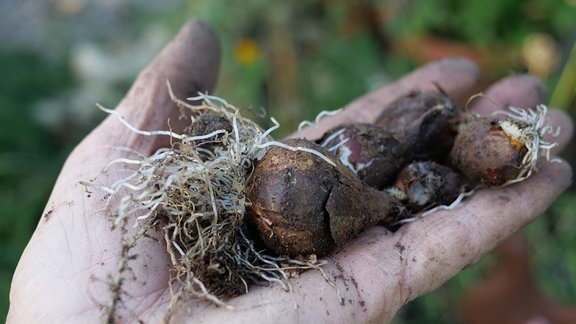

184,0,394,135
0,51,74,318
387,0,576,45
1,0,575,321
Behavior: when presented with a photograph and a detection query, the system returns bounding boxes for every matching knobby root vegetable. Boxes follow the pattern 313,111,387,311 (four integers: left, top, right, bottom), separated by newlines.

375,90,461,162
319,123,411,189
319,90,461,190
449,105,559,187
450,117,526,186
246,138,408,257
387,161,474,213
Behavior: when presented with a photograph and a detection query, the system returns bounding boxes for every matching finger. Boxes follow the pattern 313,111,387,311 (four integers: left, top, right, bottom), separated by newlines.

295,58,479,140
546,108,573,154
470,74,547,115
96,19,221,153
468,74,573,154
393,158,572,302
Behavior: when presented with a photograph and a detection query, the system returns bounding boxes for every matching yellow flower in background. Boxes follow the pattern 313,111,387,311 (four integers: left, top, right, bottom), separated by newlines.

234,39,260,66
521,33,559,79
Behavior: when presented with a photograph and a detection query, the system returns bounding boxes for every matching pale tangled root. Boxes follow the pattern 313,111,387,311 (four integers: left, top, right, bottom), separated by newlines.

495,104,560,186
92,85,327,321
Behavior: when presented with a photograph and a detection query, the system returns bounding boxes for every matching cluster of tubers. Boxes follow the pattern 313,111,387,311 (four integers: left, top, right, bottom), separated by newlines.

101,89,557,313
246,90,556,257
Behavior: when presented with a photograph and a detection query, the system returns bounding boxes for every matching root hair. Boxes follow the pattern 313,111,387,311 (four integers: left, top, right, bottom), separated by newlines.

92,85,325,320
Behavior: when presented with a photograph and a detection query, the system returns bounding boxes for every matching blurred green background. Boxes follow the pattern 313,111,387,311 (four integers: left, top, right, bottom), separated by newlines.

1,0,575,322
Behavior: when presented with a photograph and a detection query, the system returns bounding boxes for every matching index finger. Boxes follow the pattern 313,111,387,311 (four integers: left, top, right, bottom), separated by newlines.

294,58,479,140
468,74,573,154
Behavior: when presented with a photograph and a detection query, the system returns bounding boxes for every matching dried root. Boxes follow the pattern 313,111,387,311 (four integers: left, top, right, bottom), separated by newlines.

94,86,325,320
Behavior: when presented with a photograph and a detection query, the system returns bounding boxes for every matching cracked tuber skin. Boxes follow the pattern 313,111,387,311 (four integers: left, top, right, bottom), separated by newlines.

246,138,407,257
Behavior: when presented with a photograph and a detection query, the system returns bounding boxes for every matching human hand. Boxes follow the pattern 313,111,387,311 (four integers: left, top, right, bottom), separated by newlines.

8,20,572,323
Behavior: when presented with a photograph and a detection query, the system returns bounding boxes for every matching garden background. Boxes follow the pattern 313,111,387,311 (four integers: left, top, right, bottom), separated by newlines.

1,0,576,322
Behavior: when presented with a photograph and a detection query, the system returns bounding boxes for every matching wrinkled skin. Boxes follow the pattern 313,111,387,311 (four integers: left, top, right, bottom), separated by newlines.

8,20,573,323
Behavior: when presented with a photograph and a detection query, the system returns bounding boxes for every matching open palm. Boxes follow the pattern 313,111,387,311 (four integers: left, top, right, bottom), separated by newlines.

8,20,572,323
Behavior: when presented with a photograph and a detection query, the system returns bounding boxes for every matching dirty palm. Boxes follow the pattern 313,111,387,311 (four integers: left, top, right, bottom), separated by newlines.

99,78,560,319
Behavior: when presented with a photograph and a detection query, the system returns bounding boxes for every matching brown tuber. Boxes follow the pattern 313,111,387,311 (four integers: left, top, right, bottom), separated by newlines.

449,117,529,186
319,123,411,189
375,90,461,162
246,138,407,257
389,161,474,213
449,104,559,187
319,91,462,190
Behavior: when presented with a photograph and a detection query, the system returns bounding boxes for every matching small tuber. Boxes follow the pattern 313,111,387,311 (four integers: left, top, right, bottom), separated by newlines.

375,90,461,162
388,161,474,213
449,117,525,186
319,123,411,189
319,91,461,190
449,105,558,187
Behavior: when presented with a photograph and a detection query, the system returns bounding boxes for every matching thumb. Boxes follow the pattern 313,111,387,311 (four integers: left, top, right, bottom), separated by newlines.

92,19,221,154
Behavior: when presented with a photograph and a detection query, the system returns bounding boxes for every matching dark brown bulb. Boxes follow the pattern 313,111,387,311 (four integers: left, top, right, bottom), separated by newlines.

246,138,407,257
319,123,411,189
376,90,461,162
